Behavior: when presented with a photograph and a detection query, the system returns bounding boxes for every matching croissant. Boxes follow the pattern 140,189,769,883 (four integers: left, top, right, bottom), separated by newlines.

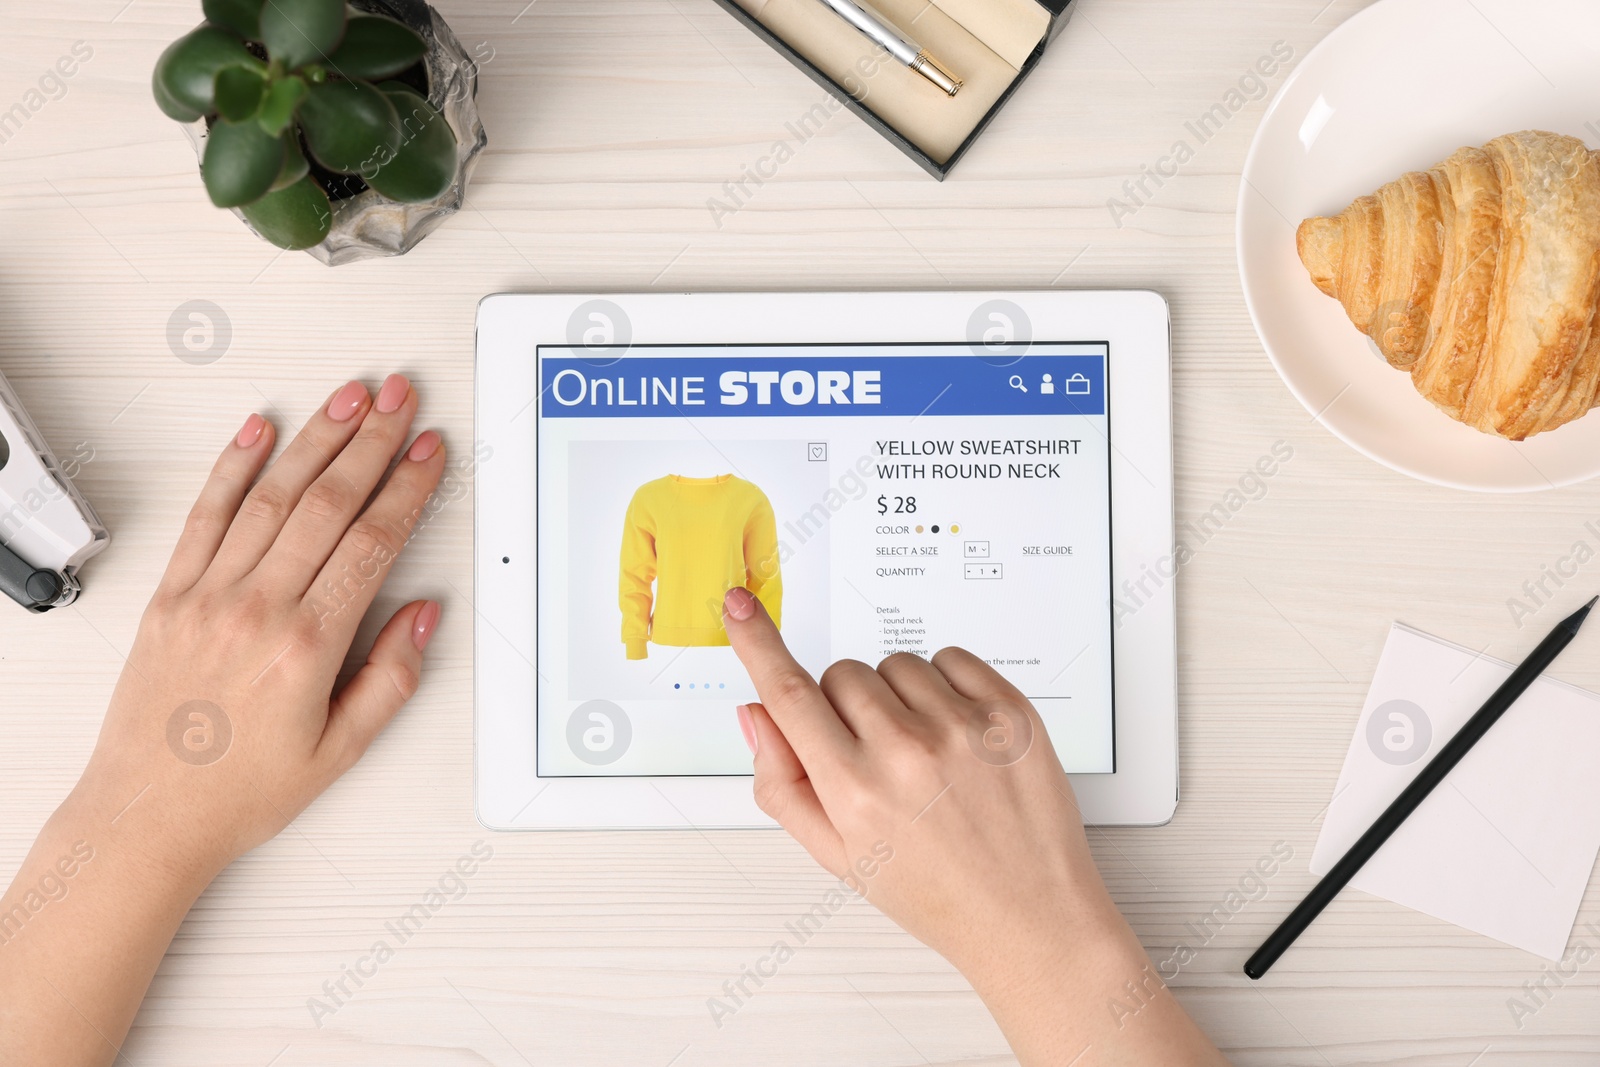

1296,130,1600,440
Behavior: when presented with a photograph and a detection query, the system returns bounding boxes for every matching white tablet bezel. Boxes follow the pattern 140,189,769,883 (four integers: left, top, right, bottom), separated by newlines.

474,291,1176,829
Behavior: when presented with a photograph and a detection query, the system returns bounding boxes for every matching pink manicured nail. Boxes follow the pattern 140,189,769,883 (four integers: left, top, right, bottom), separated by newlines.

724,587,756,621
327,381,367,422
235,412,266,448
408,430,441,462
412,600,441,651
376,373,410,414
736,704,758,756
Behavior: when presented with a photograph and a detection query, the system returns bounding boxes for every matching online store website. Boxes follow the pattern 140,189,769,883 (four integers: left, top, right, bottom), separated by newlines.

535,343,1115,777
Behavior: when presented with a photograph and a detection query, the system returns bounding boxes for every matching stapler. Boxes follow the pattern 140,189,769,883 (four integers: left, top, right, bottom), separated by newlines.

0,369,108,612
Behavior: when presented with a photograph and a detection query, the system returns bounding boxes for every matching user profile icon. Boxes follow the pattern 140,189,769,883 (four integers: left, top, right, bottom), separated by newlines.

1040,374,1055,394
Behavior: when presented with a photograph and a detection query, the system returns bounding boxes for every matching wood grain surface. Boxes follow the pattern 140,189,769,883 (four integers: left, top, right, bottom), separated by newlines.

3,0,1598,1062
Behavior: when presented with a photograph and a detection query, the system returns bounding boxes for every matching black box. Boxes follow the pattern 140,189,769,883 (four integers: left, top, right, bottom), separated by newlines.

711,0,1076,179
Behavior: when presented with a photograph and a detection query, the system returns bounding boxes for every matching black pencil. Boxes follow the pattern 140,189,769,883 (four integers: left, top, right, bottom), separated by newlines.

1244,595,1597,980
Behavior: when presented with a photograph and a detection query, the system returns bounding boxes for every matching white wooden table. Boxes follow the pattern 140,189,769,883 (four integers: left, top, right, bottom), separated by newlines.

4,0,1599,1062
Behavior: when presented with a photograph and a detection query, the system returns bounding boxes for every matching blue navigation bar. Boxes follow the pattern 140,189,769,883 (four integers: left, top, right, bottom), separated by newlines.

538,349,1106,418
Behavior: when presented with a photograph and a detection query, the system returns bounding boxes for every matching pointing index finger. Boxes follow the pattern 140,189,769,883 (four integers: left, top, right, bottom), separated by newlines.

723,587,856,774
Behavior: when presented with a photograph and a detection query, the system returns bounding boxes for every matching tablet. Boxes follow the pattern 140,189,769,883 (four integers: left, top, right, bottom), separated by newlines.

475,291,1176,829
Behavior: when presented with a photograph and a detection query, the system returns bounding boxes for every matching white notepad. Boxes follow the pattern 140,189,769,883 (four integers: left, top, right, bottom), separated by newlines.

1311,623,1600,960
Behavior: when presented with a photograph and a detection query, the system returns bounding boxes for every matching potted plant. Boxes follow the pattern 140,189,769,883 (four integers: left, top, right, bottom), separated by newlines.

152,0,487,264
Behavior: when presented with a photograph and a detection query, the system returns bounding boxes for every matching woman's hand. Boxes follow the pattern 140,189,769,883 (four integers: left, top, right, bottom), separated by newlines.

0,376,445,1067
722,586,1227,1067
74,375,445,884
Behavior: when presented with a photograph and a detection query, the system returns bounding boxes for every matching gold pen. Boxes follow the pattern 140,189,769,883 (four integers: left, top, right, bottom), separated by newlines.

816,0,962,96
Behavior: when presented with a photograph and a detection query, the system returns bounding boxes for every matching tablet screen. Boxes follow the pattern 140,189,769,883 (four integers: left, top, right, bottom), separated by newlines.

535,342,1115,777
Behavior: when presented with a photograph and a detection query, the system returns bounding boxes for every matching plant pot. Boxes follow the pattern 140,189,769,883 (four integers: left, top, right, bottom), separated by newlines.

183,0,488,265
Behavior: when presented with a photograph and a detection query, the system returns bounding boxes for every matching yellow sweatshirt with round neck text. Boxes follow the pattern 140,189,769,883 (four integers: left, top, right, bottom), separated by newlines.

618,474,782,659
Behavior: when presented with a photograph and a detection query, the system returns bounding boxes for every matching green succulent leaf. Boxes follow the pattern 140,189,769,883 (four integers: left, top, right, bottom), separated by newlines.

272,134,311,191
214,65,268,122
241,176,332,250
366,84,457,202
152,71,204,123
256,75,308,135
297,79,399,174
202,119,285,207
152,24,264,118
327,16,427,80
260,0,346,71
202,0,265,40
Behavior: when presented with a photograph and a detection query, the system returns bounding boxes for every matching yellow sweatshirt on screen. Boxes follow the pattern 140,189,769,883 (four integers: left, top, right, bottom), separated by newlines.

619,474,783,659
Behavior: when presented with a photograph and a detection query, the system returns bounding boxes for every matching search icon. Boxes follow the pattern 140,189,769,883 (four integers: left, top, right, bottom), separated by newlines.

1008,375,1028,392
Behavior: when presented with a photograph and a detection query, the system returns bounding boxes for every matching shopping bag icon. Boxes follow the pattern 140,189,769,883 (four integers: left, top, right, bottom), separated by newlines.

1064,374,1091,395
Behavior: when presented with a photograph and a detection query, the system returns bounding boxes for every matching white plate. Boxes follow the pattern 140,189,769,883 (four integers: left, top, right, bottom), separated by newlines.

1238,0,1600,492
